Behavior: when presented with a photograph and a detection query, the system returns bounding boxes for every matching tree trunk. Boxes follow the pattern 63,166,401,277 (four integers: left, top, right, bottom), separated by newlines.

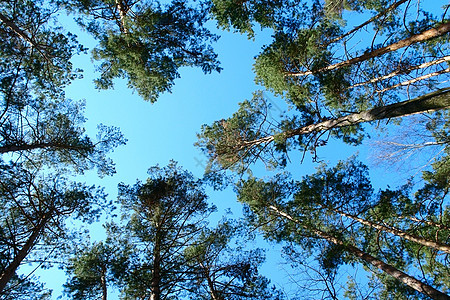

0,142,89,154
115,0,128,34
288,22,450,77
200,263,222,300
400,216,450,231
237,87,450,152
376,67,450,93
268,206,450,300
0,215,48,292
330,207,450,254
0,12,36,47
150,232,162,300
101,267,107,300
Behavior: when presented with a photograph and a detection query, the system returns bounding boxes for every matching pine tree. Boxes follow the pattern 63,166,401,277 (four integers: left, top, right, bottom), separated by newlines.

60,0,221,102
197,88,450,173
235,158,450,299
0,162,111,295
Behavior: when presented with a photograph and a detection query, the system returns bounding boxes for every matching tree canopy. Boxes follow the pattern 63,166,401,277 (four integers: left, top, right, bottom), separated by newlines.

0,0,449,298
63,163,282,299
236,157,449,298
60,0,221,102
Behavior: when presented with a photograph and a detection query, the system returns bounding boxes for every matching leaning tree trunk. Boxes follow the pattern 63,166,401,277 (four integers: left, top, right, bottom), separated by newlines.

200,262,223,300
268,205,450,300
0,12,48,57
376,67,450,94
400,216,450,231
0,215,48,292
328,206,450,254
237,87,450,152
288,22,450,77
350,56,450,90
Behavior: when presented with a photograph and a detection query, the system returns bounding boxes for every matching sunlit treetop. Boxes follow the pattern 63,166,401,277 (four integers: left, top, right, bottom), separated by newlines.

235,157,450,298
198,0,450,175
60,0,222,102
0,0,85,103
253,0,449,109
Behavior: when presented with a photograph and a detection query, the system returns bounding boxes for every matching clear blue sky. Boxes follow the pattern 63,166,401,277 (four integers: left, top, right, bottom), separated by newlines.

27,1,448,297
35,18,291,298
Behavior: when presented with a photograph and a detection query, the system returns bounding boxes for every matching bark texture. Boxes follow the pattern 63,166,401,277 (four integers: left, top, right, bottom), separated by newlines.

240,87,450,151
150,231,162,300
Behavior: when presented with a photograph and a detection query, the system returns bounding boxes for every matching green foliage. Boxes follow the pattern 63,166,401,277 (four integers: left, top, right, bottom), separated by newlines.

0,160,112,296
1,1,448,298
113,162,216,298
293,158,374,212
184,221,285,299
236,173,299,242
256,0,447,108
210,0,284,37
236,156,450,298
0,97,126,176
64,241,133,300
196,90,370,174
0,0,85,101
62,0,221,102
0,3,125,291
196,92,269,173
422,110,450,189
205,0,450,176
254,23,346,107
63,163,285,299
0,274,52,300
0,1,126,176
210,0,330,37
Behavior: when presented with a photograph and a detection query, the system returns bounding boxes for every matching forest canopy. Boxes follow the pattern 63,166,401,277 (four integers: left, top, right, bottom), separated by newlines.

0,0,448,299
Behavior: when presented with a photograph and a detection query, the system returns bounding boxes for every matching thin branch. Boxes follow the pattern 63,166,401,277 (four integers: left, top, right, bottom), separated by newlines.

350,56,450,89
376,67,450,93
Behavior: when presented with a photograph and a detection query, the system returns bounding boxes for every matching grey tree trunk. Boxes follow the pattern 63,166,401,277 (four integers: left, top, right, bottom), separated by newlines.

329,207,450,254
239,88,450,151
288,22,450,77
349,56,450,89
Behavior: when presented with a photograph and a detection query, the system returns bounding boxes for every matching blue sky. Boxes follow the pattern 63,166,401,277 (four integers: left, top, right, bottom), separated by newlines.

35,18,288,298
25,1,449,297
31,16,366,300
